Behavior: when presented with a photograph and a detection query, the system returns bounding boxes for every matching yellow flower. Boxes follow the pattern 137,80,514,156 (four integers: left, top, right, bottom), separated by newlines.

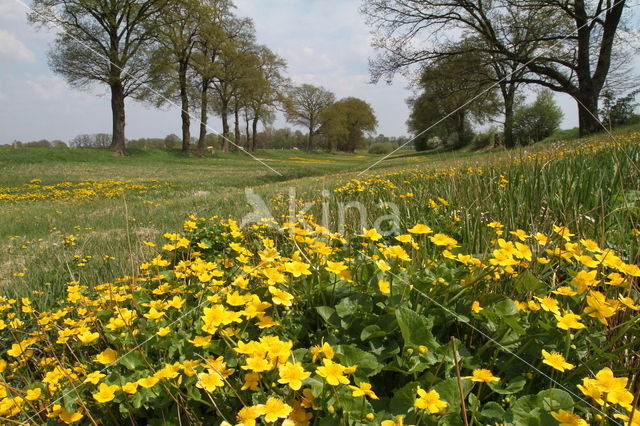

95,348,117,365
408,224,433,234
137,376,159,388
197,370,224,392
237,405,261,425
268,287,294,306
535,296,561,314
278,362,311,390
375,259,391,272
157,327,171,337
429,233,459,248
378,279,391,294
92,383,119,403
77,331,99,344
167,296,185,309
541,350,574,372
188,335,212,347
552,286,577,296
554,312,586,330
121,382,139,394
25,388,42,401
551,409,588,426
360,228,382,241
470,301,483,313
348,382,379,399
284,261,312,277
83,371,106,385
143,308,164,321
316,359,350,386
414,387,448,413
311,342,334,362
325,260,348,275
257,397,292,422
463,369,500,382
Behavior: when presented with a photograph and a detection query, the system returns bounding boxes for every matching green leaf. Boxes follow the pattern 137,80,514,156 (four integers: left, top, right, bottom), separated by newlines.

335,296,358,318
433,378,474,415
487,376,526,394
336,345,382,376
395,307,438,349
538,388,573,412
315,306,341,327
361,324,386,341
516,271,543,294
389,381,419,415
119,351,145,371
479,402,506,420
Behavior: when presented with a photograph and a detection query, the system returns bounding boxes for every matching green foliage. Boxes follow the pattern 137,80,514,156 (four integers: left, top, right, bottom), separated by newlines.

322,97,378,152
513,91,564,145
600,89,640,128
368,142,397,154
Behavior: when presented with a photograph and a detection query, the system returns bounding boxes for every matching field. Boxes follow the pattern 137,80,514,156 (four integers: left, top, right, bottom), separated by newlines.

1,129,639,425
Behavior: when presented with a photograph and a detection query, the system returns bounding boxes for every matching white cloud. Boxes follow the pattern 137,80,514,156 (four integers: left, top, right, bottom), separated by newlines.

0,1,25,20
0,90,5,101
0,28,35,62
26,75,67,100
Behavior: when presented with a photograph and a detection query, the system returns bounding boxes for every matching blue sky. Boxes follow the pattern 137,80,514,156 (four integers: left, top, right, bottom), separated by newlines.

0,0,636,145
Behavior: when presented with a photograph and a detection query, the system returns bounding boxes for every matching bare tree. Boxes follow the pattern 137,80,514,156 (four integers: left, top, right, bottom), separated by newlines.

285,84,335,151
30,0,168,155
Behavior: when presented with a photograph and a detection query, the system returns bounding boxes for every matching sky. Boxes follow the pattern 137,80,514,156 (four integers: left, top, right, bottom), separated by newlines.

0,0,636,145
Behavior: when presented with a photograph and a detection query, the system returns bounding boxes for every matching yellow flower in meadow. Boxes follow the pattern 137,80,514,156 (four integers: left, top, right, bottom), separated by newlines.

584,291,617,325
541,350,574,372
378,279,391,294
56,406,84,424
167,295,185,309
122,382,138,394
241,372,260,391
284,261,312,277
268,286,294,306
552,286,577,296
83,371,106,384
316,359,350,386
470,301,483,313
430,233,459,248
375,259,391,272
257,397,293,422
311,342,334,362
535,296,561,314
278,362,310,390
348,382,379,399
381,416,409,426
553,225,575,241
360,228,382,241
592,367,628,394
408,224,433,234
551,409,588,426
157,327,171,337
25,388,42,401
137,376,159,388
325,261,348,274
143,241,156,247
188,335,212,347
510,229,530,241
414,387,448,413
554,311,586,330
237,405,261,426
92,383,119,403
196,370,224,392
77,331,99,344
143,307,165,321
463,369,500,382
95,348,117,365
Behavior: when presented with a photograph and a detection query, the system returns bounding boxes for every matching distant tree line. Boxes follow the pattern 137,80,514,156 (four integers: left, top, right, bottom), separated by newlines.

29,0,382,156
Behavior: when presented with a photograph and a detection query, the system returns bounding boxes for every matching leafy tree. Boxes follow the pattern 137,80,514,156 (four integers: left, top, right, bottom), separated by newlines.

321,97,377,153
285,84,335,151
407,51,500,150
30,0,168,156
363,0,631,138
600,89,640,129
513,90,564,145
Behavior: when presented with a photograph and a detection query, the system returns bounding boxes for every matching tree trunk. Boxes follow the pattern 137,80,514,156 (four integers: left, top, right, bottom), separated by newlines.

245,109,250,149
220,98,229,153
179,60,190,156
197,78,209,157
109,80,127,156
251,115,259,153
503,85,516,149
306,119,314,152
576,92,600,137
234,101,240,148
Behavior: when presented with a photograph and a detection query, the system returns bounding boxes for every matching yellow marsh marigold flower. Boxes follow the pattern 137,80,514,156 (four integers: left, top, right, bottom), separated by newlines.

157,327,171,337
378,279,391,294
52,405,84,424
268,287,294,306
311,342,334,362
463,369,500,383
316,359,350,386
430,233,459,248
325,261,348,275
535,296,561,314
541,350,574,372
552,286,577,296
414,387,448,413
83,371,106,385
360,228,382,241
470,301,483,314
236,405,261,425
188,335,212,347
553,225,575,241
25,388,42,401
95,348,117,365
278,362,311,390
408,223,433,234
375,259,391,272
196,370,224,393
551,410,588,426
258,398,293,423
137,376,159,388
92,383,119,403
77,331,99,344
554,311,586,330
122,382,138,394
284,261,312,277
348,382,379,399
241,372,260,391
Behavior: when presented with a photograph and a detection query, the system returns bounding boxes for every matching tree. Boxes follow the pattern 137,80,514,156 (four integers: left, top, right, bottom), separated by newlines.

321,97,377,153
30,0,168,156
513,90,564,145
363,0,633,138
407,51,500,149
285,84,335,151
600,89,640,129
